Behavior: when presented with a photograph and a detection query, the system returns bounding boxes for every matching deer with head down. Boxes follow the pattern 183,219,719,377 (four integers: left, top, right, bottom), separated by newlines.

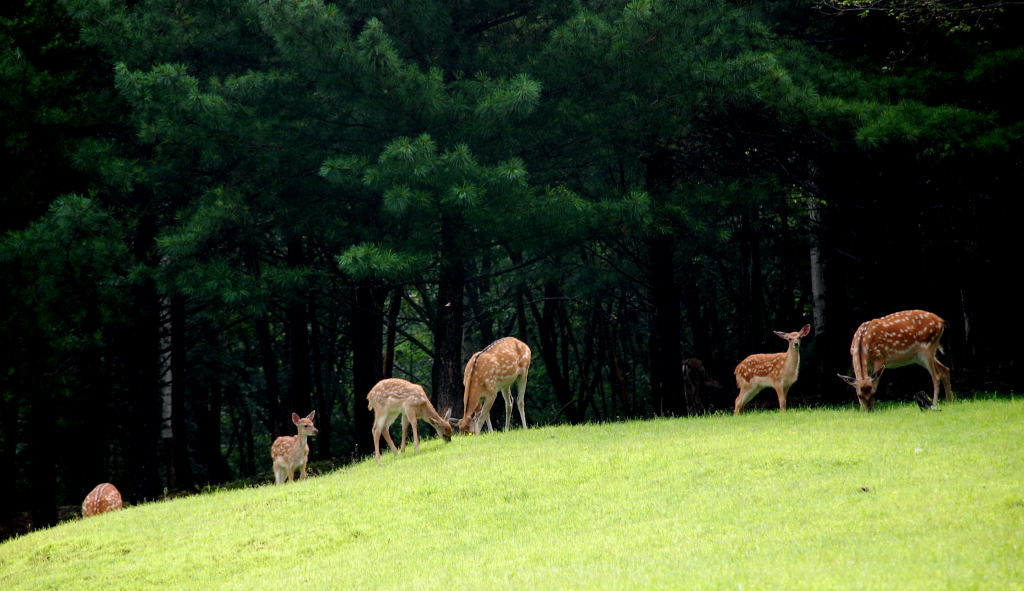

367,378,453,463
82,483,123,518
839,309,952,411
457,337,531,434
733,324,811,415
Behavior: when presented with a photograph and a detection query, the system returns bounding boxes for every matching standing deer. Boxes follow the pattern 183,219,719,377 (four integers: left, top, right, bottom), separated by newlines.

367,378,453,463
681,358,721,413
458,336,531,434
733,324,812,415
271,411,317,484
839,309,952,411
82,482,123,518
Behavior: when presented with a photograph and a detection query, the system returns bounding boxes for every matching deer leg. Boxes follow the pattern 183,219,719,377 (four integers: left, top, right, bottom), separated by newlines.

930,360,952,406
480,394,499,433
400,413,410,453
775,384,788,412
516,374,528,429
919,354,950,407
371,415,386,462
734,383,760,415
405,407,421,452
935,358,953,403
502,386,513,431
379,414,400,455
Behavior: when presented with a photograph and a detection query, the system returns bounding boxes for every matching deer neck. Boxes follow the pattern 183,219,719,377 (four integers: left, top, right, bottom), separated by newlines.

782,342,801,382
291,433,308,459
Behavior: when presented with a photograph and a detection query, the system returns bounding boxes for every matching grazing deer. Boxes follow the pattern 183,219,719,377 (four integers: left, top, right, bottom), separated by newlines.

457,337,531,434
733,324,812,415
839,309,952,411
367,378,453,463
82,482,123,518
271,411,317,484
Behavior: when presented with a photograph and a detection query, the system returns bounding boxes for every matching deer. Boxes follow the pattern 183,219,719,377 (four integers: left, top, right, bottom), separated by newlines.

82,482,123,518
681,358,721,413
457,336,531,434
367,378,453,463
838,309,952,411
733,324,812,415
271,411,317,484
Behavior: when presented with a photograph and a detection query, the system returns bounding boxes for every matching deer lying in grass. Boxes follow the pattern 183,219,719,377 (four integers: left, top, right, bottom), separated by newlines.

367,378,453,463
82,482,123,518
839,309,952,411
733,325,811,415
457,337,531,434
271,411,317,484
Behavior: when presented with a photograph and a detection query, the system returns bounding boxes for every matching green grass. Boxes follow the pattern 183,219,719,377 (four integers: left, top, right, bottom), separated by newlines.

2,399,1023,590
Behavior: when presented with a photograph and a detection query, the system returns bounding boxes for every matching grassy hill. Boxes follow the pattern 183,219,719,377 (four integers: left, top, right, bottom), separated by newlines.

2,399,1022,590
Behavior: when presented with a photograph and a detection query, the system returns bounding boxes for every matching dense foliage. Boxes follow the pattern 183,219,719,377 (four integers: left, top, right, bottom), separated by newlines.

2,0,1021,535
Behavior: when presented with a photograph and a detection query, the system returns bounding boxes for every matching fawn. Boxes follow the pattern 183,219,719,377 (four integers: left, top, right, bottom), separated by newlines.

457,337,531,434
82,482,123,517
271,411,317,484
367,378,453,463
733,325,811,414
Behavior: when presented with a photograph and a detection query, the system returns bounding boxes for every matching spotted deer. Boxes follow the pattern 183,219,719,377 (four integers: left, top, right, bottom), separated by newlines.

733,324,811,415
367,378,453,463
458,336,531,434
82,482,123,518
271,411,317,484
839,309,952,411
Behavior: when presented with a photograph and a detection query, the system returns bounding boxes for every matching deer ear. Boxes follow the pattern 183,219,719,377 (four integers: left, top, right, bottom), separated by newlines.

305,411,315,421
774,331,788,339
799,324,811,337
291,412,301,424
838,374,857,387
870,367,885,380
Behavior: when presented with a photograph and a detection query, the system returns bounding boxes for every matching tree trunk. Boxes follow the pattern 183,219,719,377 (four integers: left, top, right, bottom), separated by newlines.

310,300,330,460
0,380,19,526
433,211,465,417
165,294,193,492
529,282,582,423
645,149,684,416
680,260,713,375
254,314,283,436
737,209,765,352
125,239,163,502
196,382,232,484
383,287,402,378
231,384,257,477
287,237,312,418
27,380,56,528
647,234,684,415
809,198,828,348
807,193,849,404
350,285,384,458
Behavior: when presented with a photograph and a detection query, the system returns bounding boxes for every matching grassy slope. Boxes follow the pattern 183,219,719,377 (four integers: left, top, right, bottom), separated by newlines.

1,399,1022,590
